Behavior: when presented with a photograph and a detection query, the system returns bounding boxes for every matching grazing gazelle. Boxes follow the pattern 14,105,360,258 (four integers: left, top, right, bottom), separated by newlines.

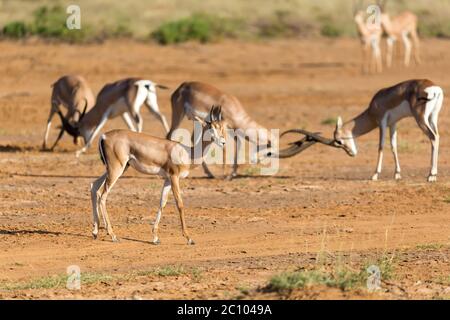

378,1,420,67
353,5,383,73
89,106,226,244
43,75,95,150
167,81,271,179
57,77,170,157
334,79,443,182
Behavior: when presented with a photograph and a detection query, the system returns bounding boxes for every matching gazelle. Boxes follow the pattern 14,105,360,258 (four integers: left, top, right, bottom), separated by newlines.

57,77,170,157
167,81,271,179
43,75,95,150
353,4,383,73
333,79,443,182
378,1,420,67
89,106,226,244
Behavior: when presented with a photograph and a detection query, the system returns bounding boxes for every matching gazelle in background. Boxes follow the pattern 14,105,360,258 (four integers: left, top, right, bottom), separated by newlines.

378,0,420,67
353,2,383,73
43,75,95,150
167,81,271,179
90,106,226,244
334,79,443,182
57,77,170,157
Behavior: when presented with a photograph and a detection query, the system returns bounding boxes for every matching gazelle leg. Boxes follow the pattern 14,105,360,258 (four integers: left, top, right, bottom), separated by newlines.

90,173,107,239
98,165,125,242
170,175,194,245
372,124,386,181
373,40,382,73
152,179,171,245
121,112,138,131
43,107,57,150
386,37,395,68
389,124,402,180
402,32,412,67
411,29,421,65
76,112,110,157
145,103,170,133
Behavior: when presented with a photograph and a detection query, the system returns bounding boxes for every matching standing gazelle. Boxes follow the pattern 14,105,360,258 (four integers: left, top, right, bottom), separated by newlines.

334,79,443,182
90,106,226,244
378,0,420,67
353,5,383,73
43,75,95,150
167,81,271,179
58,77,170,157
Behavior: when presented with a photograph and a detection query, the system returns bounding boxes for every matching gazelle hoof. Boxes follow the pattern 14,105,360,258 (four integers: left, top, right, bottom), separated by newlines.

371,173,379,181
187,239,195,245
152,238,161,245
92,233,98,240
111,235,119,242
394,173,402,180
427,175,437,182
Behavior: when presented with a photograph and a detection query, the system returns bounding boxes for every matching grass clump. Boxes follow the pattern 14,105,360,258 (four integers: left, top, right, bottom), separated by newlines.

268,268,364,292
2,21,29,38
321,117,336,125
0,272,114,291
255,10,313,38
151,13,240,45
154,265,186,277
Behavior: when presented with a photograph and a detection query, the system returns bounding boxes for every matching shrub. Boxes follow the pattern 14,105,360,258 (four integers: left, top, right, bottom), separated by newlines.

151,13,238,45
2,21,29,38
321,23,342,38
255,10,313,38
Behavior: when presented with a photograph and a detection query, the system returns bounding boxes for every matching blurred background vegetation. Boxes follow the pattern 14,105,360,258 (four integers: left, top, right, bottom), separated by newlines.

0,0,449,43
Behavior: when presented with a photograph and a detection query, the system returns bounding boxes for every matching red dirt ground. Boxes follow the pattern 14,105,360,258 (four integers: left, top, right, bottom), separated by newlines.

0,38,449,299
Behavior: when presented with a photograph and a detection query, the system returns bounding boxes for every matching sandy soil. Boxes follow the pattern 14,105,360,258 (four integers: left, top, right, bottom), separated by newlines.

0,38,449,299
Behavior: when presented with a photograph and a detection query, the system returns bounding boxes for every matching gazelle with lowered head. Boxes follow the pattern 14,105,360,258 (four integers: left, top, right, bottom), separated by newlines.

353,1,383,73
167,81,272,179
378,0,420,67
90,106,226,244
43,75,95,151
333,79,443,182
57,77,170,157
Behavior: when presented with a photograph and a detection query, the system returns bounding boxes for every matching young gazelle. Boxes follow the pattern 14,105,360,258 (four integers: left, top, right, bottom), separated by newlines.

378,1,420,67
353,7,383,73
90,106,226,244
167,81,271,179
58,77,170,157
43,75,95,150
334,79,443,182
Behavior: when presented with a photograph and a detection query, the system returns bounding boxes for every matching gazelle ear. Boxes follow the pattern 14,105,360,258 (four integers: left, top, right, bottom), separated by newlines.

336,116,343,129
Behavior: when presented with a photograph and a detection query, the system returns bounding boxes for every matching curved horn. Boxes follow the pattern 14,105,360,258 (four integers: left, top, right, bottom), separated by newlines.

268,138,318,158
281,129,337,146
56,111,80,138
79,99,88,122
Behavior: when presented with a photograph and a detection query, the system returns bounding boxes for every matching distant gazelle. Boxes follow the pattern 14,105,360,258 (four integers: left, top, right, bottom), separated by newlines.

353,4,383,73
167,81,271,179
43,75,95,150
378,1,420,67
58,78,170,157
89,106,226,244
334,79,443,182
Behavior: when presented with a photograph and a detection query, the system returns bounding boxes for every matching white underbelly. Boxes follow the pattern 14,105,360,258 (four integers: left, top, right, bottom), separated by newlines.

129,156,165,176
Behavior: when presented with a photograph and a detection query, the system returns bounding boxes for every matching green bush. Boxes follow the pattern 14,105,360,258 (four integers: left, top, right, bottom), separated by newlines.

151,13,239,45
1,5,90,42
2,21,29,38
321,23,342,38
